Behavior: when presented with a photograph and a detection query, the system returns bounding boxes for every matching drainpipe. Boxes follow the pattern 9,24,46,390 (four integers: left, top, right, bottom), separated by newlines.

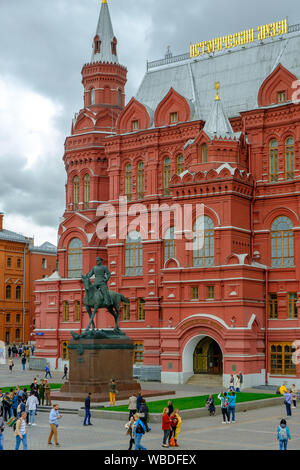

55,279,61,369
22,243,27,343
265,268,269,385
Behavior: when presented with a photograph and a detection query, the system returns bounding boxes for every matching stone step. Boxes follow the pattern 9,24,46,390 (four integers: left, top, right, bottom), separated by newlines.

37,406,79,414
186,374,223,386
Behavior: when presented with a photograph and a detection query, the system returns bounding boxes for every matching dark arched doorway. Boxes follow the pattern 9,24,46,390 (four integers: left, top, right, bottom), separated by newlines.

193,337,223,374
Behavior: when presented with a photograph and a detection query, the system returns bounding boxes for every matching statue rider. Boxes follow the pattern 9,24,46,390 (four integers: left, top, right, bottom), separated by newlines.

86,257,112,307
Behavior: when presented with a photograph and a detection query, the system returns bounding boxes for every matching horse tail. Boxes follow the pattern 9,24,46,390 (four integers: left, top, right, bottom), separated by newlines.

120,295,130,304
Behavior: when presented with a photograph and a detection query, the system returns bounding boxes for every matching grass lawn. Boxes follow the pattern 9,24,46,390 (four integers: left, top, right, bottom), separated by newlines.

98,392,279,413
1,384,63,393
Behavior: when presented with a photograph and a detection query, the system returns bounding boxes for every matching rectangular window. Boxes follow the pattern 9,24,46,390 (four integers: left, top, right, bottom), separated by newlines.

170,112,178,124
191,287,199,300
16,314,21,323
269,293,278,318
207,286,215,299
123,303,130,321
133,342,144,363
17,259,21,268
270,342,296,376
7,258,11,267
278,91,287,103
138,299,145,321
288,293,298,318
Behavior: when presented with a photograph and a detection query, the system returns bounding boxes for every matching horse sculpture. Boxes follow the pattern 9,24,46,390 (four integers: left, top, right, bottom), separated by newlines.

81,275,130,333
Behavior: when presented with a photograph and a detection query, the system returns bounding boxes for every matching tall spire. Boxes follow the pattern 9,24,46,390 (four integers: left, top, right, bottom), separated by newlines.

91,0,119,64
203,83,235,139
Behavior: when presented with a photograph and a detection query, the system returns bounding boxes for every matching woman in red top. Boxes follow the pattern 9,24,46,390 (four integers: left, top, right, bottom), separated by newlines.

162,407,171,447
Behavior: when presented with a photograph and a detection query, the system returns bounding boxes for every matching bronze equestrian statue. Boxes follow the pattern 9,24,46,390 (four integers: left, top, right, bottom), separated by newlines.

72,258,130,339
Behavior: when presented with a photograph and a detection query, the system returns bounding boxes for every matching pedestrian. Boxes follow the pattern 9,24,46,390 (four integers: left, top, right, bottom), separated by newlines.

62,364,68,381
83,393,92,426
44,380,51,406
128,393,137,419
169,410,178,441
12,392,19,418
162,407,171,447
229,375,235,392
48,404,62,447
133,413,147,450
228,391,237,423
45,364,52,379
125,416,135,450
8,358,14,373
15,412,28,450
109,378,117,406
18,398,27,419
0,390,4,417
26,392,39,426
30,378,40,404
218,391,230,424
235,374,241,392
283,389,292,417
39,380,45,406
8,346,11,358
167,400,174,416
21,356,26,372
31,345,35,356
173,409,181,447
25,348,30,359
277,418,291,450
239,371,243,390
139,398,151,432
279,383,288,395
2,393,12,422
291,384,297,408
136,392,143,412
205,394,216,416
0,411,4,451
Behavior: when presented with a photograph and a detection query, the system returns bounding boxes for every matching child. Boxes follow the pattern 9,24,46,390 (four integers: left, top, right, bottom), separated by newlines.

277,418,291,450
205,395,215,416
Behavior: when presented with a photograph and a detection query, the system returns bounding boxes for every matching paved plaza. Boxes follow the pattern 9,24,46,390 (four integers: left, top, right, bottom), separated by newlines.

0,403,298,450
0,357,299,451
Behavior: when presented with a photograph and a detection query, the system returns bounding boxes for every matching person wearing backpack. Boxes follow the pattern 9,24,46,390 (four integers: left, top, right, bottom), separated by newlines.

218,392,230,424
133,413,147,450
277,418,291,450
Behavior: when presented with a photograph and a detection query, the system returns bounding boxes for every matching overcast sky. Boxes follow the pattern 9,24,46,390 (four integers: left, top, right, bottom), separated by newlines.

0,0,298,245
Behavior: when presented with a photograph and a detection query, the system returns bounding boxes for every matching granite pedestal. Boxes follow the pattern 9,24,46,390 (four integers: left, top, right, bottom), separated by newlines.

55,335,141,402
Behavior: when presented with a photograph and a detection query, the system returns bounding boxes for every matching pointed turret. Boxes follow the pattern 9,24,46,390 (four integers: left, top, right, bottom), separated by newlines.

91,0,119,64
203,83,236,140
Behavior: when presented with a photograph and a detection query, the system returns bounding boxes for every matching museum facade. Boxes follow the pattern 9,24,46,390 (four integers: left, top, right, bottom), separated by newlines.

34,0,300,386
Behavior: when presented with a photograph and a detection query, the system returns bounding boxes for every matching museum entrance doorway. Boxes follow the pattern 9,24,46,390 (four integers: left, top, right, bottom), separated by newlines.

193,336,223,375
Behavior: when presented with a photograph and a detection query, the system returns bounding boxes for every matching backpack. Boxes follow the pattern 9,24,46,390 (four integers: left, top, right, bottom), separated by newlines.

223,397,229,407
136,422,145,434
279,426,288,440
171,416,178,428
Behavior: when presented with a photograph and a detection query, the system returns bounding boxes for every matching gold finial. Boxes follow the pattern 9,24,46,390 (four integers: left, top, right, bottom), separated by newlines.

215,81,220,101
102,0,107,3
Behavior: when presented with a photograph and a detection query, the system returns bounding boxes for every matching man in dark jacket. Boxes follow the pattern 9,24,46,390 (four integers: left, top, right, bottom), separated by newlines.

139,399,151,432
83,393,92,426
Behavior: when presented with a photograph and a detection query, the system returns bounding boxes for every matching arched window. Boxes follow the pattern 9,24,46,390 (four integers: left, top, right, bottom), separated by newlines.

176,155,184,175
193,216,214,267
6,285,11,299
125,231,143,276
63,302,69,322
111,37,117,56
94,35,101,54
269,139,279,182
84,174,90,210
125,163,132,201
75,301,80,322
163,157,171,195
73,176,79,210
90,88,95,105
16,286,21,300
285,137,295,180
68,238,83,278
137,161,144,199
137,298,145,321
202,143,208,163
271,216,294,267
163,227,176,263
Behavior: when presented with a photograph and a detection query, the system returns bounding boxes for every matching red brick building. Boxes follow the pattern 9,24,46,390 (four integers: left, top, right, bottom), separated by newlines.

34,1,300,387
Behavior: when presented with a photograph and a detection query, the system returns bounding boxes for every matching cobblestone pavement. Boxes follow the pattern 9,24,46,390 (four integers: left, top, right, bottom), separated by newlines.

1,403,299,450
